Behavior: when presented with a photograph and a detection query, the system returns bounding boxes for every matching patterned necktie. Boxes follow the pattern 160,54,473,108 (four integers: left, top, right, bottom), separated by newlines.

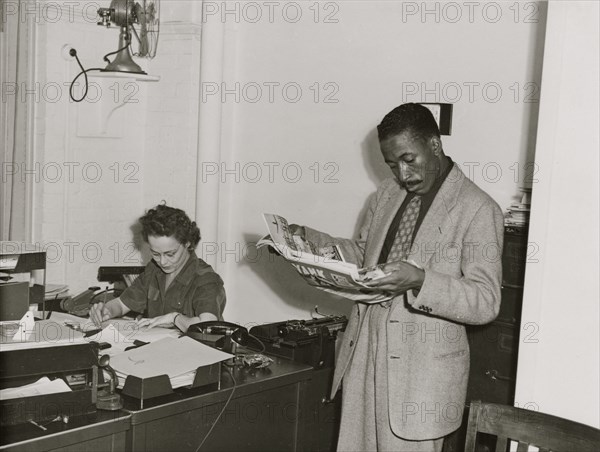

387,196,421,262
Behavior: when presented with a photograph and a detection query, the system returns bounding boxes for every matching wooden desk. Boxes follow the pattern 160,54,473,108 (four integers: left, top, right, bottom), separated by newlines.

125,357,314,452
0,411,130,452
1,357,331,452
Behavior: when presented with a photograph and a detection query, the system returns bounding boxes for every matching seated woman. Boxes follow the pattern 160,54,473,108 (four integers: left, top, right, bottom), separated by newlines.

89,204,226,332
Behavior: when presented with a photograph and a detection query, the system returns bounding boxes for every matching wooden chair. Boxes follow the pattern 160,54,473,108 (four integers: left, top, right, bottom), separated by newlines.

464,400,600,452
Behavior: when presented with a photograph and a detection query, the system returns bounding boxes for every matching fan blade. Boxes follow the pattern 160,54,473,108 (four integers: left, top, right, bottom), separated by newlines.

142,0,159,58
138,16,149,56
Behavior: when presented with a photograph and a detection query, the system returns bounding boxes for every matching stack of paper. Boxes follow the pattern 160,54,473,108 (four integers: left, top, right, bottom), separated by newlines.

110,336,233,389
0,255,18,271
105,318,179,344
0,377,72,400
85,320,180,357
504,187,531,227
0,318,87,351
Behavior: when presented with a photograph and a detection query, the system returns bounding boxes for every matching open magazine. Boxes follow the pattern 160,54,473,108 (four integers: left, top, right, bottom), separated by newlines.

258,213,392,303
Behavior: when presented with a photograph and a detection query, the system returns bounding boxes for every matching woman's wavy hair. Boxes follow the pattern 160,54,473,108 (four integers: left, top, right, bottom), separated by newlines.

139,203,201,250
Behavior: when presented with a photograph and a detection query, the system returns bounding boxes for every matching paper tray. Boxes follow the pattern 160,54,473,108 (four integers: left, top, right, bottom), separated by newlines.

120,362,221,402
0,343,99,426
1,388,96,426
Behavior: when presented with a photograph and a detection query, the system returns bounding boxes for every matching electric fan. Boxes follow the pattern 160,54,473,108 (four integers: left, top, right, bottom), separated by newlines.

97,0,160,74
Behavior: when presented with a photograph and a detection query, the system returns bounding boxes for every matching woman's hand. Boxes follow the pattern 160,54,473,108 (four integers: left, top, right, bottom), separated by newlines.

136,312,179,329
88,298,130,327
89,302,112,326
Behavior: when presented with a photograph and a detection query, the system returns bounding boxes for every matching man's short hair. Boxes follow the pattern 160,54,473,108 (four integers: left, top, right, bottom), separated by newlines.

377,103,441,142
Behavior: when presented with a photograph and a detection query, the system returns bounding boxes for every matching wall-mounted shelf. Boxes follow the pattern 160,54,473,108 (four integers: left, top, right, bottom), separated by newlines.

89,71,160,82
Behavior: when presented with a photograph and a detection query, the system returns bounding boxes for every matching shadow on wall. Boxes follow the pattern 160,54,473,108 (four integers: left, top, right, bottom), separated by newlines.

226,127,392,320
241,233,353,319
351,127,392,239
240,127,394,312
129,220,150,263
362,127,390,187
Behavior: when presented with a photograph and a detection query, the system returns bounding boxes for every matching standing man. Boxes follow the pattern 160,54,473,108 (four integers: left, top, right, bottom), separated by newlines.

293,103,503,451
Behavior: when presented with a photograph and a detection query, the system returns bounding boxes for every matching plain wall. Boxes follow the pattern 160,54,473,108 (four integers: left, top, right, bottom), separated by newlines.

203,1,546,323
27,2,547,318
514,1,600,428
29,1,203,291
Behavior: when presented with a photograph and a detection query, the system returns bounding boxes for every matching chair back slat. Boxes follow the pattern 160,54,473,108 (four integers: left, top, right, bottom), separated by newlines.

516,441,529,452
464,399,481,452
494,436,507,452
465,401,600,452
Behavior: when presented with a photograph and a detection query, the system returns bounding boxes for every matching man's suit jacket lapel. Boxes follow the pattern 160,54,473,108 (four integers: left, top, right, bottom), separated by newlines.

357,163,465,318
354,186,406,317
412,164,465,268
363,187,407,267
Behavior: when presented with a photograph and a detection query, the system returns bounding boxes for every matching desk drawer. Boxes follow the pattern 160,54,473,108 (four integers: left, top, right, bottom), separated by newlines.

502,227,529,287
129,382,304,452
467,322,519,404
498,286,523,324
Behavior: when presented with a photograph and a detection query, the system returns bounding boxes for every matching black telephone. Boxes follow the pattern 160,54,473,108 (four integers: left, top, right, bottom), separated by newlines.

186,321,251,353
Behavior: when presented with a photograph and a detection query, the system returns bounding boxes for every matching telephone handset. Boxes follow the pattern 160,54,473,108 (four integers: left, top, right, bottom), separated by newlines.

60,286,116,316
189,321,247,336
186,321,250,353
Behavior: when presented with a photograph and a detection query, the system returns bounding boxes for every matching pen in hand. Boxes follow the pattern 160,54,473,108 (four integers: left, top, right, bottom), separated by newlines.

89,301,110,327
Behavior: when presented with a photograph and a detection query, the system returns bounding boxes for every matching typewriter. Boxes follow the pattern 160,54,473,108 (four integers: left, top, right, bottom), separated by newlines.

249,315,347,369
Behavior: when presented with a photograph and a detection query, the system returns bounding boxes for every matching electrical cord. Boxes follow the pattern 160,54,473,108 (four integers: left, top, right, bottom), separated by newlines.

195,366,237,452
102,43,130,64
246,332,266,353
68,45,140,102
68,49,103,103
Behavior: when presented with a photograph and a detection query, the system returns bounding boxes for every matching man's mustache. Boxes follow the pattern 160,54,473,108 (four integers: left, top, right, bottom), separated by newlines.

398,179,421,189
